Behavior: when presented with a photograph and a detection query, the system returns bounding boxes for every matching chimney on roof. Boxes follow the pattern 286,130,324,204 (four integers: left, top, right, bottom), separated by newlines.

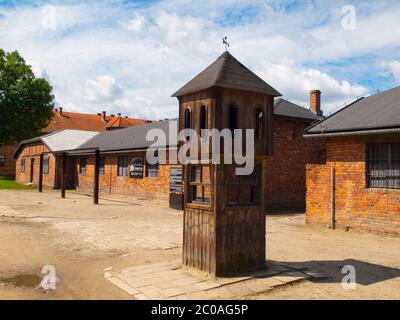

310,90,323,116
59,107,63,116
102,111,107,121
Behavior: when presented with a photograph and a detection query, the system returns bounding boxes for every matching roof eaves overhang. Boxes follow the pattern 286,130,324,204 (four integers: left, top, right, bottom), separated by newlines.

303,127,400,138
274,114,321,123
13,137,44,158
172,85,282,98
67,146,178,157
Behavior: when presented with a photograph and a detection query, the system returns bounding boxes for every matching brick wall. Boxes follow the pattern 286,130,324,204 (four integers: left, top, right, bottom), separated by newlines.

15,143,57,188
306,136,400,236
264,116,325,210
74,151,179,199
0,145,17,177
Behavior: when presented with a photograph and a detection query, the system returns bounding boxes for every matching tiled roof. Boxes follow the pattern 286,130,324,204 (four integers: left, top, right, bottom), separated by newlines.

172,51,281,97
71,120,177,154
104,116,141,129
44,110,145,133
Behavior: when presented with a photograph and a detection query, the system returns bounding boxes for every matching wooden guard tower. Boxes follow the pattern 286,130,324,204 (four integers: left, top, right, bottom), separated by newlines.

172,51,281,276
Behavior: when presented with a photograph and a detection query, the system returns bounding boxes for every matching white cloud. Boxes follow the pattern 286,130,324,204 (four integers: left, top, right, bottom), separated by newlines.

259,62,368,113
122,13,145,33
381,61,400,83
85,75,124,103
154,12,208,44
1,1,399,120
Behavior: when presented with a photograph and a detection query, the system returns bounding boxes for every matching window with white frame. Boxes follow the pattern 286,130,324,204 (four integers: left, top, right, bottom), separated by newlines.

117,156,129,176
43,157,49,174
130,157,144,178
99,157,106,176
79,158,87,175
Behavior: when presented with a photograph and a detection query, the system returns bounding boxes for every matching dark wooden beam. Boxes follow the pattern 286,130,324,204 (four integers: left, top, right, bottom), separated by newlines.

93,149,100,205
61,152,66,199
38,154,43,193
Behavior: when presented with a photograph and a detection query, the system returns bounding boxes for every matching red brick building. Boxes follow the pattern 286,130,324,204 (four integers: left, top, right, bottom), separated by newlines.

305,86,400,235
0,108,145,177
265,96,325,210
14,130,99,188
68,120,180,200
13,52,325,210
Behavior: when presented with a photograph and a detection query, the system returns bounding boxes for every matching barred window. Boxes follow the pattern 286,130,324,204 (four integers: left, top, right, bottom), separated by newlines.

146,162,159,177
43,157,49,174
117,156,129,176
79,158,87,175
99,157,106,176
130,157,144,178
0,154,5,166
368,143,400,189
21,159,25,173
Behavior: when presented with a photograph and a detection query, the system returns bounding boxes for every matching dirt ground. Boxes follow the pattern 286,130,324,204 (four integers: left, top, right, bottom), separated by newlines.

0,189,399,300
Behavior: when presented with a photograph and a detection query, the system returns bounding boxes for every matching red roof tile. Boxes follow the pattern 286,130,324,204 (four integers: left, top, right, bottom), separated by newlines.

44,110,146,133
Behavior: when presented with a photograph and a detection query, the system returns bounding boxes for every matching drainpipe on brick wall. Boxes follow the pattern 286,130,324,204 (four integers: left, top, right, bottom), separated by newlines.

330,166,336,230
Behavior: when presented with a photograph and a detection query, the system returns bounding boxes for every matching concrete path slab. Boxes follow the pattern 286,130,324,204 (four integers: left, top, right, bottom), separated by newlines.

107,261,311,300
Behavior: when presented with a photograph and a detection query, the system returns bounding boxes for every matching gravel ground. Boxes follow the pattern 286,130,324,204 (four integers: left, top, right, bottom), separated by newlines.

0,189,399,300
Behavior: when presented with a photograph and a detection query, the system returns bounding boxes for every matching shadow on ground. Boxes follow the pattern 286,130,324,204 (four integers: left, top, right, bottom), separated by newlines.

269,259,400,286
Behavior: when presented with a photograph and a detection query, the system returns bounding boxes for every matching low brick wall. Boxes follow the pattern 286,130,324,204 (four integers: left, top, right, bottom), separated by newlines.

306,137,400,236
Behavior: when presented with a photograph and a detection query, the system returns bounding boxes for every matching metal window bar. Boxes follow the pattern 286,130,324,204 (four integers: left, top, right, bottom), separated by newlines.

368,143,400,189
146,163,159,177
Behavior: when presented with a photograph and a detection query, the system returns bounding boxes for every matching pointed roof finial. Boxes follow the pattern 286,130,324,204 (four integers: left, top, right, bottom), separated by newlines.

223,36,230,52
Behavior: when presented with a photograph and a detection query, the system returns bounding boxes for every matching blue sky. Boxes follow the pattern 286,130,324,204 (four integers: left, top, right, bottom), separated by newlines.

0,0,399,119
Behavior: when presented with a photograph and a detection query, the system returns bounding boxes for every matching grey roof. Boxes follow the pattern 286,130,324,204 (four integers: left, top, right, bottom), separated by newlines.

14,129,99,158
274,98,322,121
72,120,178,154
42,130,98,152
172,51,282,97
306,86,400,135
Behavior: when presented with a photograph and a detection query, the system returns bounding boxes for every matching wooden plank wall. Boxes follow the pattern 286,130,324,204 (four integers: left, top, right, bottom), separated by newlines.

183,207,216,274
216,207,265,275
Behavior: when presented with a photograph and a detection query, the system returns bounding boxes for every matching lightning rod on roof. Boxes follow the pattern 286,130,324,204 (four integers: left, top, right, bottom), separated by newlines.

223,36,230,52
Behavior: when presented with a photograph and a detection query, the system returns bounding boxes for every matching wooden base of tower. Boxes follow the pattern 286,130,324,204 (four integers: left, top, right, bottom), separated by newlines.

183,163,266,276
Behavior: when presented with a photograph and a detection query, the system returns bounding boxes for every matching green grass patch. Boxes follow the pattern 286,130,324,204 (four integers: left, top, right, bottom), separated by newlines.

0,176,33,190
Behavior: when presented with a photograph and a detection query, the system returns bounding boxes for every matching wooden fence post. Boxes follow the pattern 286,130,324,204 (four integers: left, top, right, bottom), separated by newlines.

331,166,336,230
93,149,100,205
38,154,43,193
61,152,66,199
